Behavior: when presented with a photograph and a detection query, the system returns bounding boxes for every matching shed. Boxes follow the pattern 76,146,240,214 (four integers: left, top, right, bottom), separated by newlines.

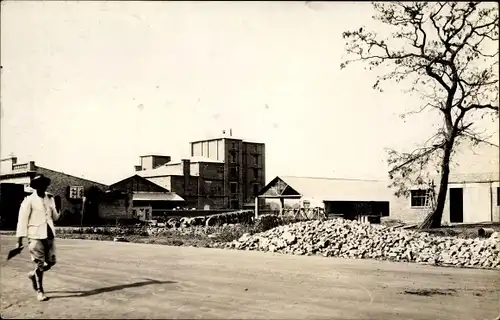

256,176,391,219
109,175,186,214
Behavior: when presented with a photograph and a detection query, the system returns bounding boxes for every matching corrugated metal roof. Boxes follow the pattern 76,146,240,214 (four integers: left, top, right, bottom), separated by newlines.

132,192,184,202
278,176,391,202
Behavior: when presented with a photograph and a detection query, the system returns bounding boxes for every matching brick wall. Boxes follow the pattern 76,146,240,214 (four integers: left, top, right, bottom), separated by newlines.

389,193,430,224
169,175,198,208
36,167,108,224
98,198,133,220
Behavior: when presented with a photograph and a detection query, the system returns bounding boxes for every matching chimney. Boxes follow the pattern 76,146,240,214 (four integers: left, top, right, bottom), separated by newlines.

134,165,142,172
182,159,190,196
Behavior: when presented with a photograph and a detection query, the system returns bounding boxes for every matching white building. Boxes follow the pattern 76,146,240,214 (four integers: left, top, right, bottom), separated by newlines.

390,142,499,224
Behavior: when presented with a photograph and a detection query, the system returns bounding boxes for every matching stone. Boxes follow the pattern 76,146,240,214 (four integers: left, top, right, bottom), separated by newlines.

281,231,297,245
224,218,500,270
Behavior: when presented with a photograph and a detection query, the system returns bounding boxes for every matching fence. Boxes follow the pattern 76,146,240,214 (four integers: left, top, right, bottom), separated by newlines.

151,209,235,220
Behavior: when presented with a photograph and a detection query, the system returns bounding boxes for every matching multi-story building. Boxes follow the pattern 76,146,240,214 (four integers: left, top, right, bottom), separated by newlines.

190,134,266,209
134,156,226,209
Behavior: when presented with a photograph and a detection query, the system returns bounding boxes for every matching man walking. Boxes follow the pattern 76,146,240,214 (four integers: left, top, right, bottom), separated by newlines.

16,174,61,301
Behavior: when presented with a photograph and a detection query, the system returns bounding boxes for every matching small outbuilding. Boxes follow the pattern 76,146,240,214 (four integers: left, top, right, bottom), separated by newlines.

256,176,391,220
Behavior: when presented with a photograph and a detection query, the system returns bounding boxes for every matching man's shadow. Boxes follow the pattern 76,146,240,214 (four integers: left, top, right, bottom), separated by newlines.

45,278,176,299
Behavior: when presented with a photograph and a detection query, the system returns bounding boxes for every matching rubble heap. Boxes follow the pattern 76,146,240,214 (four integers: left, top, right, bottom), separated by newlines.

224,219,500,269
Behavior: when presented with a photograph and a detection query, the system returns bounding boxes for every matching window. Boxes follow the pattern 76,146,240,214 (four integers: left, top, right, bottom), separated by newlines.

497,187,500,206
230,167,238,179
230,200,239,209
204,181,213,196
252,168,259,180
410,189,430,207
252,154,258,166
54,196,62,212
69,186,84,199
231,142,236,150
253,183,260,196
230,182,238,194
229,152,236,163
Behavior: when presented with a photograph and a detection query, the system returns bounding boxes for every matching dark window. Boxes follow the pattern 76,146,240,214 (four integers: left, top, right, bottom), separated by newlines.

230,182,237,194
410,190,430,207
252,154,258,165
54,196,62,212
229,167,238,179
253,183,260,196
497,187,500,206
230,200,239,209
252,168,259,180
230,152,236,163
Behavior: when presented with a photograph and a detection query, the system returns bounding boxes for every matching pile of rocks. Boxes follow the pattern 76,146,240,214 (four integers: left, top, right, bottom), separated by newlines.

164,210,254,228
225,218,500,269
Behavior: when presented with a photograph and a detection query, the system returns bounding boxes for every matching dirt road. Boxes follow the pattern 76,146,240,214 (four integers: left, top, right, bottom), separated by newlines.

1,236,499,319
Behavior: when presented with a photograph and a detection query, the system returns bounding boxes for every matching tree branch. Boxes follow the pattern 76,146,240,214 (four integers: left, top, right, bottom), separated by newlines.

465,103,499,112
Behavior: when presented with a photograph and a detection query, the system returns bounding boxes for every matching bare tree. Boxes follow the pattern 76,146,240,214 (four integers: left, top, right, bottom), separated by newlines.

341,2,499,228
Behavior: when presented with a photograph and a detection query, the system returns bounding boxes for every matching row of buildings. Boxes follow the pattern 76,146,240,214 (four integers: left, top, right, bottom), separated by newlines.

1,131,499,227
132,134,265,210
0,133,266,227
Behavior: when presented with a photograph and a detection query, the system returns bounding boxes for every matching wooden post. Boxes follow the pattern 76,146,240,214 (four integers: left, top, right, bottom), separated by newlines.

80,196,86,227
254,196,259,219
280,197,284,216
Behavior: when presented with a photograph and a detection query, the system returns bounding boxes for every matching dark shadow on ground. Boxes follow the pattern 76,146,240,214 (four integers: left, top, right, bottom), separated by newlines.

45,278,176,299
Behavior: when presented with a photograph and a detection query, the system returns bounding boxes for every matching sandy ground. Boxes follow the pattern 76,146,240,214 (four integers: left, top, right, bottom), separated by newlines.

1,236,499,319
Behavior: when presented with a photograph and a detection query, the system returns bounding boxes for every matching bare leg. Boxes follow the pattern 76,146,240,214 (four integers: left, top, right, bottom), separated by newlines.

28,268,38,291
35,261,48,301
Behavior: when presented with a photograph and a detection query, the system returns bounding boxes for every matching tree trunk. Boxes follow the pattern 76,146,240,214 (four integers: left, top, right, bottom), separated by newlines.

427,140,454,228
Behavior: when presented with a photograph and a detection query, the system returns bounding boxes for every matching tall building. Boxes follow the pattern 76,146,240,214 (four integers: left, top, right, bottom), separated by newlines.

190,133,266,209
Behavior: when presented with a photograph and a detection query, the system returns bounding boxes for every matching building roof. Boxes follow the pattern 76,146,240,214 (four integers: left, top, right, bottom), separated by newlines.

132,191,184,202
190,136,242,144
259,175,391,202
169,156,223,165
140,154,171,158
448,172,499,183
190,136,264,145
0,161,108,187
137,156,222,178
109,174,169,191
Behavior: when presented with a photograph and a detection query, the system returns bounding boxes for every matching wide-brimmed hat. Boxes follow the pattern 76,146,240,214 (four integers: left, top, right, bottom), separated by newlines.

30,174,51,189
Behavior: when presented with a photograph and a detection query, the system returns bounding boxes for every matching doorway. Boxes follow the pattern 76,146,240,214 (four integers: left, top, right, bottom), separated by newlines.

449,188,464,223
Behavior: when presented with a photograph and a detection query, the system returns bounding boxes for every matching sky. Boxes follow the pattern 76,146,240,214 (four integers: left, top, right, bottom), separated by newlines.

1,1,498,185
